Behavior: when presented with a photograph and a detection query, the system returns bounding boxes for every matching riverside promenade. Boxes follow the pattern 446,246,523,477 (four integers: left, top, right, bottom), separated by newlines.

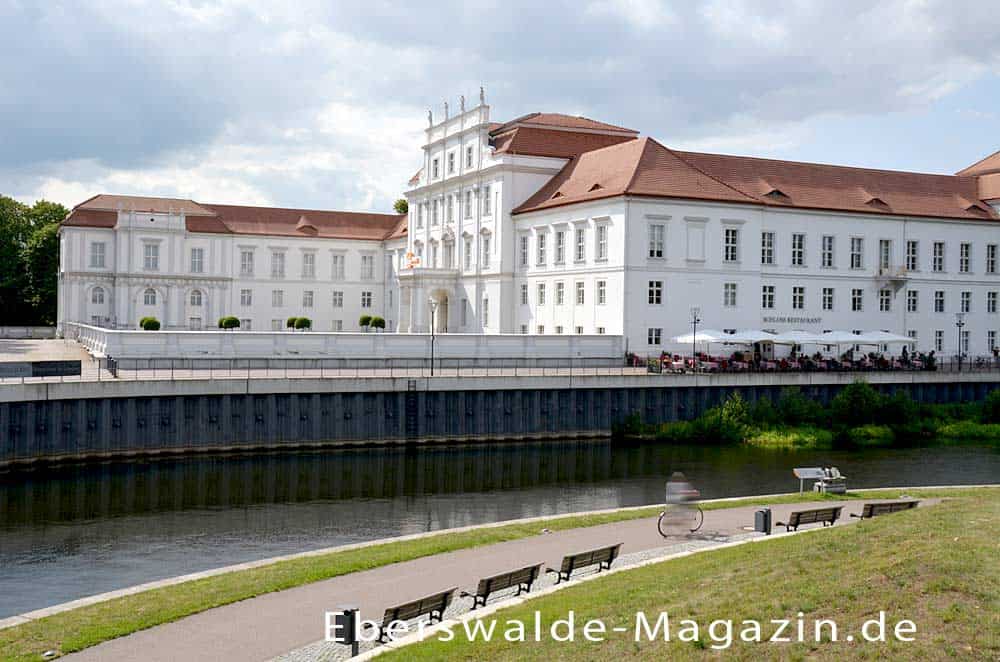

56,498,933,662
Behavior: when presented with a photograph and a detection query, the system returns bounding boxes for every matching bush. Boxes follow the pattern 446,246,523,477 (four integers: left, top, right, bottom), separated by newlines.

983,389,1000,424
749,396,780,426
937,421,1000,445
653,421,695,443
293,317,312,330
830,381,884,427
140,317,160,331
776,387,826,426
612,412,644,438
218,316,240,329
286,317,297,329
719,392,750,427
878,390,918,426
359,314,372,330
845,424,895,447
744,426,834,449
370,316,386,331
138,316,154,329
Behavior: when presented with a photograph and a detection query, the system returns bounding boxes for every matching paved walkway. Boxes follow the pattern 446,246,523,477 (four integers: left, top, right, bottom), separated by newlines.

65,499,931,662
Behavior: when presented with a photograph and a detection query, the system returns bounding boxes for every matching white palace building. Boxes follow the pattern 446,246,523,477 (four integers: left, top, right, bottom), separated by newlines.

58,92,1000,357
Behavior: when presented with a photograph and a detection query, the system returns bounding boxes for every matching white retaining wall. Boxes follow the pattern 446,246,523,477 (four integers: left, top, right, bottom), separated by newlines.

0,327,57,339
64,322,624,361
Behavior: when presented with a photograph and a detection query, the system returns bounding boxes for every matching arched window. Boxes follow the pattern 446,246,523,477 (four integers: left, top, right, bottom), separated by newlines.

190,289,203,306
91,287,105,305
143,288,157,306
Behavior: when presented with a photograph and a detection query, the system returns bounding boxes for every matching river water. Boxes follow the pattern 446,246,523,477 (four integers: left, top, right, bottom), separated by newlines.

0,440,996,618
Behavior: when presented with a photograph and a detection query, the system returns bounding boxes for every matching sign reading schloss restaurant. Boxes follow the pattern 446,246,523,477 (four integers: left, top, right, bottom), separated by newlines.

761,316,823,325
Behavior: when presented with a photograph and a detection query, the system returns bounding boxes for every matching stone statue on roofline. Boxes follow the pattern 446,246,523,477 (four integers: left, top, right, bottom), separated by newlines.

427,109,433,127
460,95,465,112
444,101,449,120
479,86,485,105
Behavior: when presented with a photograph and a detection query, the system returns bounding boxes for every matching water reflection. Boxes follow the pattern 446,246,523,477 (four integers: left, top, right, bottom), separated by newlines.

0,440,996,617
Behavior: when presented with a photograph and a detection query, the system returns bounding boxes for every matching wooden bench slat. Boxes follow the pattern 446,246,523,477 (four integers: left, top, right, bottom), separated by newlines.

464,564,543,608
374,587,457,641
547,543,622,584
851,500,919,520
775,506,843,531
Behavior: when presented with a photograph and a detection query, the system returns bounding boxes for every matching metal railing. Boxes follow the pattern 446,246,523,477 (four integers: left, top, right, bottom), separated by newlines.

642,353,1000,375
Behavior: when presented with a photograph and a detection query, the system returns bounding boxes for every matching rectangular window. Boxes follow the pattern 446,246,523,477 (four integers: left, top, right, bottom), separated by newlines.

536,325,545,334
988,291,998,314
445,196,453,224
760,232,774,265
906,240,919,271
272,289,283,307
189,317,202,330
879,288,892,312
792,286,805,310
850,237,864,269
361,291,372,308
935,290,945,313
575,281,585,305
332,291,343,308
432,158,439,178
822,287,834,311
240,289,252,306
447,152,455,174
575,228,585,262
907,290,919,312
960,242,971,273
271,252,285,278
851,288,863,311
791,233,805,266
647,328,662,345
988,244,997,274
461,298,468,326
761,285,775,309
464,190,473,219
575,326,583,334
302,290,313,308
481,235,491,268
189,247,204,274
724,227,739,263
879,239,892,270
537,283,546,305
520,324,528,334
596,225,608,260
555,230,565,263
935,330,944,352
648,224,664,258
465,145,473,168
240,249,254,276
431,199,438,225
556,281,565,305
271,319,282,331
301,252,316,279
597,280,606,305
464,237,472,271
143,243,159,271
482,296,489,327
933,241,945,272
555,326,563,334
332,320,342,331
519,236,528,267
361,254,375,280
89,242,106,268
240,319,251,330
961,291,971,313
821,235,834,268
990,330,997,351
907,330,917,349
331,254,345,280
723,282,737,307
961,330,970,354
483,185,491,215
597,327,606,334
520,283,528,305
536,233,547,265
648,280,663,305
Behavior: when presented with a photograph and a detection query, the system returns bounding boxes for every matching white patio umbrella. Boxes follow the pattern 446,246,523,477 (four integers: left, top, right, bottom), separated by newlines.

671,329,727,344
722,329,777,344
818,330,862,344
770,330,827,345
856,330,913,344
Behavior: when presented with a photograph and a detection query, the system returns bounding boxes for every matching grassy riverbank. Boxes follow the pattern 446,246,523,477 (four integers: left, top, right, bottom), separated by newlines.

389,488,1000,661
619,382,1000,450
0,488,988,661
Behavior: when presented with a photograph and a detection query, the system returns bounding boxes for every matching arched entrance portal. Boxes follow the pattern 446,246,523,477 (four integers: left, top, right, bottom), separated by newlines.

429,289,449,333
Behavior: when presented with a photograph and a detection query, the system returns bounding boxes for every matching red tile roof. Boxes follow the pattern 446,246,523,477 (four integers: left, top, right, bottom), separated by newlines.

490,112,637,136
515,139,999,221
957,149,1000,176
62,194,406,239
492,127,638,159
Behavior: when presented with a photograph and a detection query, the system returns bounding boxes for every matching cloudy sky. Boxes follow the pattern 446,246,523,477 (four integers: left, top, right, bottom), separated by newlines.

2,0,999,212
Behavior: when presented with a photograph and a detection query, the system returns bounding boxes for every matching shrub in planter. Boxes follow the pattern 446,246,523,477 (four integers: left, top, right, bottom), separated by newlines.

219,316,240,330
286,317,297,329
141,317,161,331
370,316,385,331
139,316,154,329
359,314,372,330
293,317,312,330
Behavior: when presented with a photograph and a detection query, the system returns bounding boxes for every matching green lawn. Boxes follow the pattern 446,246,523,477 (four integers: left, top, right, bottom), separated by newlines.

0,487,991,661
388,489,999,661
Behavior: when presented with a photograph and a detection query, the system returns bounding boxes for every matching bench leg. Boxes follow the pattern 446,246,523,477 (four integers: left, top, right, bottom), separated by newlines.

378,626,388,643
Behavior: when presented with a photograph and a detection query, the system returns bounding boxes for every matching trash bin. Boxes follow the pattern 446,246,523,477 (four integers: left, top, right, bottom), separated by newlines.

755,508,772,535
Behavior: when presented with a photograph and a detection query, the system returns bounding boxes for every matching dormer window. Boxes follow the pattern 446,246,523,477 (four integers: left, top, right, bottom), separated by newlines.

589,183,604,192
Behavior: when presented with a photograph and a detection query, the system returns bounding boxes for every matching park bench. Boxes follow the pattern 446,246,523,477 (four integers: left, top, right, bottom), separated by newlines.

851,500,919,520
546,543,622,584
370,587,457,642
775,506,843,532
461,563,543,608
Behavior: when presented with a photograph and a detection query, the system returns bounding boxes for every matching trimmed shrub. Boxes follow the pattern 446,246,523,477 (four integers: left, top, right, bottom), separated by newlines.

140,317,160,331
359,314,372,330
218,316,240,329
293,317,312,330
139,316,155,329
286,317,297,329
370,316,386,331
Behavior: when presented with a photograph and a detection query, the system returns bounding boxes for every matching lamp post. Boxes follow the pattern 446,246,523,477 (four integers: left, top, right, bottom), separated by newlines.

690,306,701,368
955,312,966,372
428,297,438,377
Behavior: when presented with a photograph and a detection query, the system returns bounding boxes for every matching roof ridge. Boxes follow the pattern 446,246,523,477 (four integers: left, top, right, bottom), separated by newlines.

622,137,652,193
956,148,1000,176
658,140,761,203
205,202,401,218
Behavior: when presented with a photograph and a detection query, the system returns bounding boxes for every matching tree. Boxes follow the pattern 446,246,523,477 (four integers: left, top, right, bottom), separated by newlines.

393,198,408,214
0,196,67,326
22,222,60,325
0,195,32,324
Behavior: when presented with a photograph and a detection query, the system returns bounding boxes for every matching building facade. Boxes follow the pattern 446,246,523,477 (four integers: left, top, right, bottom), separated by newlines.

59,94,1000,357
